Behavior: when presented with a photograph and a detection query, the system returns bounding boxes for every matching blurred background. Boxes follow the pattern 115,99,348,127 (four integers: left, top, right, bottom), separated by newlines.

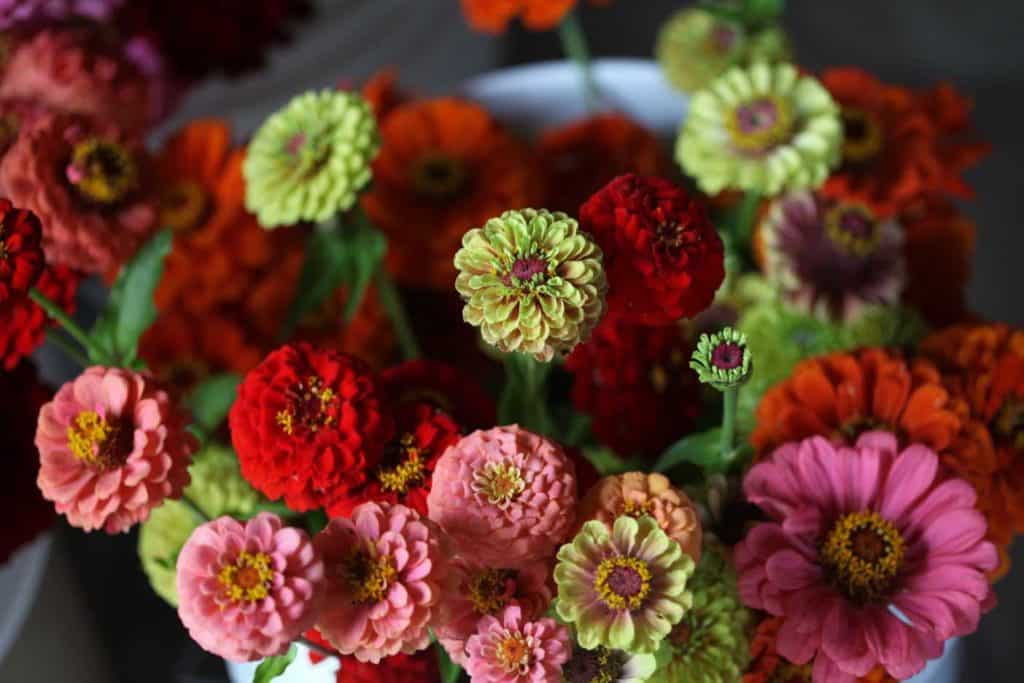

2,1,1021,681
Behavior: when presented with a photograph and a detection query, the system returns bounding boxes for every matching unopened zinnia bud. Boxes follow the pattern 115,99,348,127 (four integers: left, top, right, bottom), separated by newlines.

690,327,752,390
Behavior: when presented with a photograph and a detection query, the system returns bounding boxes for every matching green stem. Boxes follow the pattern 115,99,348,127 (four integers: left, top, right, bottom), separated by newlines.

374,268,421,360
30,288,111,364
502,353,552,435
45,330,89,367
558,11,600,109
719,386,739,466
732,190,761,248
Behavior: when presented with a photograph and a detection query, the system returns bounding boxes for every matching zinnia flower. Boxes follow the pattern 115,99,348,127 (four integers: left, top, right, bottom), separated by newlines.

565,316,702,459
437,557,554,665
580,174,725,325
562,644,656,683
380,359,496,430
820,67,989,217
315,501,446,663
177,513,325,662
303,628,441,683
0,264,79,370
690,326,753,390
35,366,197,533
677,62,842,196
428,425,578,568
464,604,570,683
362,98,543,289
0,198,44,303
538,114,675,215
454,208,607,362
577,472,702,564
0,0,121,27
229,343,392,512
761,191,905,322
0,113,158,274
243,90,379,228
555,516,695,654
460,0,607,32
736,432,997,681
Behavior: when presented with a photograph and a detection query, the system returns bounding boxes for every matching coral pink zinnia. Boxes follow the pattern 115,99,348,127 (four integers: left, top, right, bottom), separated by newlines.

736,432,997,682
427,425,578,569
315,502,446,663
35,366,196,533
176,513,325,662
465,604,570,683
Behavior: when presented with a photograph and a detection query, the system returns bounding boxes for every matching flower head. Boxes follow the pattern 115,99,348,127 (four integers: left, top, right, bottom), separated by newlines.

315,502,446,663
691,327,752,390
736,432,997,680
428,425,578,568
555,516,695,654
0,0,122,28
454,208,607,361
229,344,392,512
302,628,441,683
0,264,79,370
465,605,570,683
762,191,905,321
562,644,656,683
176,513,324,662
437,557,553,665
0,198,44,303
578,472,703,564
35,367,197,533
363,98,543,289
460,0,607,32
380,359,496,430
580,174,725,325
243,90,379,228
677,63,842,195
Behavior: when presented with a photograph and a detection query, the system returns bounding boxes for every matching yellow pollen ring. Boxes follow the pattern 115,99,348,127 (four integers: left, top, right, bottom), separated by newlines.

472,460,526,507
67,138,138,205
494,631,532,674
377,433,427,494
159,180,209,233
841,107,884,162
820,510,904,602
594,556,653,611
725,95,794,154
217,551,275,603
67,410,121,470
345,549,396,604
276,375,337,436
824,203,881,257
467,568,518,616
621,499,655,518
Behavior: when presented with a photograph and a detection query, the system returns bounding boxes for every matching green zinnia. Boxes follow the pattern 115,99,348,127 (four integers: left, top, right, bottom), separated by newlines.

138,445,265,606
676,62,842,196
454,208,607,362
690,327,753,391
649,546,753,683
243,89,379,228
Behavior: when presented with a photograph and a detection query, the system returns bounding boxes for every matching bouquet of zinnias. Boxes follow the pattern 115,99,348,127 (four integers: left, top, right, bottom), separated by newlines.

3,2,1015,683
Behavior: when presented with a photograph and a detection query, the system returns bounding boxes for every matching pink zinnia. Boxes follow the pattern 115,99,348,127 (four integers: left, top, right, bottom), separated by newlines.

176,513,325,662
35,366,196,533
437,557,553,666
315,502,446,663
736,432,998,682
427,425,578,568
465,605,570,683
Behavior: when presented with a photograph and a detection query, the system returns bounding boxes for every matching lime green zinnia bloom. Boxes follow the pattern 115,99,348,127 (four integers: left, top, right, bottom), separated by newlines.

677,62,842,196
243,89,379,228
454,208,607,362
649,546,753,683
138,445,265,606
555,517,694,655
690,327,753,391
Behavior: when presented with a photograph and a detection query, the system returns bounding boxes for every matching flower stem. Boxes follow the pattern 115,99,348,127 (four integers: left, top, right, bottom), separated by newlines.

720,386,738,465
558,11,600,110
501,353,552,435
29,287,110,365
731,190,761,248
374,268,421,360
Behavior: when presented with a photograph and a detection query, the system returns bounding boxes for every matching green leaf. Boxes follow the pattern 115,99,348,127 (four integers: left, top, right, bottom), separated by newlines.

91,229,173,364
186,373,241,433
239,501,296,520
436,640,462,683
655,428,724,472
582,447,642,476
252,645,297,683
341,215,386,323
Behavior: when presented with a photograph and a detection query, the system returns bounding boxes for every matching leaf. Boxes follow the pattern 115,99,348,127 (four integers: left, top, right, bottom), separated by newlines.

186,373,241,433
436,640,462,683
252,645,297,683
582,447,642,476
341,213,386,323
240,501,296,520
655,428,724,472
91,230,173,364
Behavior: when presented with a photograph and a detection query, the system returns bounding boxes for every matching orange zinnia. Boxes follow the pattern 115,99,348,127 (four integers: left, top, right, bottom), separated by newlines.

820,67,989,217
362,97,543,289
752,348,962,456
537,113,675,215
460,0,608,33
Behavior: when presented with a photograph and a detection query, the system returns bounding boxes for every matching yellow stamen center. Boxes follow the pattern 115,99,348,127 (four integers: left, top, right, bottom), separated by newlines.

726,95,794,154
621,499,655,518
217,551,275,603
276,375,336,436
820,510,904,602
494,631,532,674
344,548,396,604
841,107,884,163
67,138,138,205
159,180,209,233
824,203,881,256
594,557,652,611
412,154,467,201
472,461,526,507
66,410,129,470
467,568,518,615
376,433,427,495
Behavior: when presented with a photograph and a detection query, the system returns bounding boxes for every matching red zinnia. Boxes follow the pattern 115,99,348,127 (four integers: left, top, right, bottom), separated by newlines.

0,198,45,303
461,0,609,33
565,316,701,459
304,628,440,682
229,344,392,513
380,359,496,430
327,401,462,518
0,264,79,370
580,174,725,325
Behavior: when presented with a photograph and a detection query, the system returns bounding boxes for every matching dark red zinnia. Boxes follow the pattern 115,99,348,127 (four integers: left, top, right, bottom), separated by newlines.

228,343,392,512
0,198,45,303
580,174,725,325
380,359,496,430
565,316,702,459
326,400,462,518
304,628,440,682
0,264,79,370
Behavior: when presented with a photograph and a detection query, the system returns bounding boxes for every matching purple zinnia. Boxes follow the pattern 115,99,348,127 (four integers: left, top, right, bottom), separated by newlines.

763,190,905,321
0,0,122,29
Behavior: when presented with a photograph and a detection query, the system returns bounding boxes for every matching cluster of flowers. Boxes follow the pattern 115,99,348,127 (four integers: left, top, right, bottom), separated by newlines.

3,2,1020,683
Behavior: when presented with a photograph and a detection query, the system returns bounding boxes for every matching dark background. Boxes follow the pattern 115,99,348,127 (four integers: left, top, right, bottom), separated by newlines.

4,1,1022,681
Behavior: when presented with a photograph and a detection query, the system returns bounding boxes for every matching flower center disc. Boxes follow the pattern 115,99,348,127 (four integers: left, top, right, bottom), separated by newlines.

276,375,337,436
495,632,531,674
825,203,881,256
473,461,526,507
376,433,427,495
594,557,653,610
468,568,518,615
563,646,627,683
727,96,794,153
993,396,1024,450
67,138,138,205
159,180,209,233
711,341,744,370
820,510,904,602
503,256,549,288
345,548,396,604
218,551,275,603
412,154,467,201
67,410,133,471
840,107,884,163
